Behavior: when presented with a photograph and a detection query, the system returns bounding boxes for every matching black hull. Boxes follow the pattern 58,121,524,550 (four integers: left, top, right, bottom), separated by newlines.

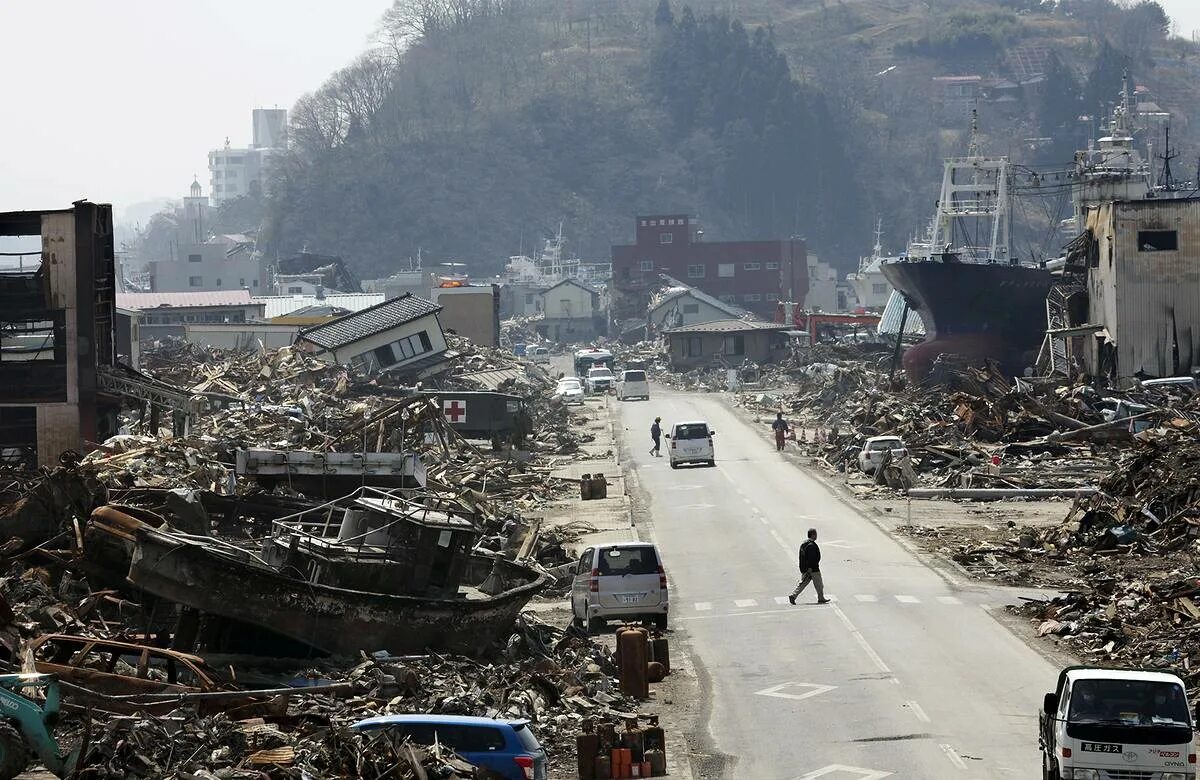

881,260,1054,377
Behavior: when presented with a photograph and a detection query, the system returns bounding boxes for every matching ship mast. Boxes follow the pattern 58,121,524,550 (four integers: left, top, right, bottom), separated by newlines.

928,108,1011,264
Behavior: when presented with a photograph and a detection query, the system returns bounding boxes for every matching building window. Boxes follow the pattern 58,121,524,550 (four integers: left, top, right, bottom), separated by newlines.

687,264,705,279
188,254,202,263
766,293,779,302
683,336,703,357
659,232,673,244
252,279,259,287
288,286,304,294
718,263,734,278
682,303,699,314
766,261,780,270
239,278,246,287
649,220,656,226
1138,230,1178,251
743,293,762,302
640,260,654,271
723,334,745,356
640,220,648,227
743,262,761,271
188,276,202,287
373,343,398,366
215,278,222,287
872,283,888,295
719,295,736,303
524,293,534,304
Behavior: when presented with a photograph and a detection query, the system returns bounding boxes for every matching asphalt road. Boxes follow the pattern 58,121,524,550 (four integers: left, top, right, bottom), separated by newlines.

617,386,1061,780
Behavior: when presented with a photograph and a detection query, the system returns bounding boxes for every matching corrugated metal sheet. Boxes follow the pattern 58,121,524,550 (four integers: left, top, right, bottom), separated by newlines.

876,290,926,337
298,294,441,350
664,319,786,334
253,293,384,319
117,290,254,310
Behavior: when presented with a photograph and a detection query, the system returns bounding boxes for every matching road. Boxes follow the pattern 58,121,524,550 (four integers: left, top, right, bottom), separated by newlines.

617,386,1060,780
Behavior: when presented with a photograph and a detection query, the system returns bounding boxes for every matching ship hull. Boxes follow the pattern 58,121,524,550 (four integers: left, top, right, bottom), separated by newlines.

881,261,1054,378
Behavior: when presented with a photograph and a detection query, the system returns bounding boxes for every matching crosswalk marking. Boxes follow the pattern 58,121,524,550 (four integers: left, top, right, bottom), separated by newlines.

775,596,791,605
694,602,712,611
894,595,920,604
734,598,758,608
686,595,978,611
854,594,878,602
936,595,962,605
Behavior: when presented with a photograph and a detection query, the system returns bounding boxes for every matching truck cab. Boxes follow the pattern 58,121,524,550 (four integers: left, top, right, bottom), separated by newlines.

1040,666,1196,780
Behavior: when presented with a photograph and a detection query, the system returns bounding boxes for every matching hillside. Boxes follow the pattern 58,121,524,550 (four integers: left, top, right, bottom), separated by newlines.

249,0,1200,279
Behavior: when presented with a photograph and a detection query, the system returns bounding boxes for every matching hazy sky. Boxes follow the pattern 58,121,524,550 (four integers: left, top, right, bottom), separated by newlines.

3,0,1199,224
0,1,392,222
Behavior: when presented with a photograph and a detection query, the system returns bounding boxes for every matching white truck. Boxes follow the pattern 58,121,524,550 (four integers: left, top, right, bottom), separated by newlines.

1040,666,1196,780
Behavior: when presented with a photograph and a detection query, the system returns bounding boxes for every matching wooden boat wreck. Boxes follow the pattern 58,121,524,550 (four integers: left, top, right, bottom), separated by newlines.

88,488,547,657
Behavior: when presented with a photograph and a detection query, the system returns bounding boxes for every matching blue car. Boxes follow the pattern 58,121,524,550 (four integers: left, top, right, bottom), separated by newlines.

350,714,548,780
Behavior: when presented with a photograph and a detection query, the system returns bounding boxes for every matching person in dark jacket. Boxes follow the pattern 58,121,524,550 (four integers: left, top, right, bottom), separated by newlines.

788,528,829,604
772,412,789,451
649,417,663,457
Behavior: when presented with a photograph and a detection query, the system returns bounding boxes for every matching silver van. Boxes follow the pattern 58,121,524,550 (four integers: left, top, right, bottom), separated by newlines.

570,542,668,633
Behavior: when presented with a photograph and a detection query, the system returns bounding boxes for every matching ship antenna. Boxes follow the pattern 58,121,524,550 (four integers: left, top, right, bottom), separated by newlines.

967,107,980,157
1159,125,1177,190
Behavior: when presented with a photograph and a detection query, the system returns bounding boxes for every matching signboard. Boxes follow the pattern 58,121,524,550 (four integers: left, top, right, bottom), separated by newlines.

443,398,467,423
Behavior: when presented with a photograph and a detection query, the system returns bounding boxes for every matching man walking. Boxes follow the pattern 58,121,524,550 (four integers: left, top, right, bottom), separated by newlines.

788,528,829,604
772,412,789,451
649,416,663,457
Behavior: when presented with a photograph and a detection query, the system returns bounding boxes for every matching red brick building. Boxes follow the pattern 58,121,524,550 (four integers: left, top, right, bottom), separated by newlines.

610,214,807,320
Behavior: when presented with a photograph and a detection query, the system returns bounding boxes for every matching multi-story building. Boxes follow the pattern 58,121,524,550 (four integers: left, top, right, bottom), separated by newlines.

610,215,807,320
208,108,288,205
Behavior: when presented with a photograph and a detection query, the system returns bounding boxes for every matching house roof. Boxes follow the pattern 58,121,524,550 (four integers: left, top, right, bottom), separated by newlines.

298,293,442,351
116,290,257,310
254,293,385,320
652,276,755,320
665,319,788,334
542,278,596,295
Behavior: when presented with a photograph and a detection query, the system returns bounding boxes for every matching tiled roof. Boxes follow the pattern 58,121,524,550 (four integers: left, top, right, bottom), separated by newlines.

664,319,788,334
254,293,385,320
298,293,442,350
117,290,256,310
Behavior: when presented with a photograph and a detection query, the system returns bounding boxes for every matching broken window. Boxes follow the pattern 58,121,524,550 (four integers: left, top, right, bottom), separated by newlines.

0,318,57,362
373,344,398,366
1138,230,1178,252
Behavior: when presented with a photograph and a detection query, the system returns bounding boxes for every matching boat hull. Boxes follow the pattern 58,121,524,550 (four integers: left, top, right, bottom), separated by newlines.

881,261,1054,378
128,528,547,657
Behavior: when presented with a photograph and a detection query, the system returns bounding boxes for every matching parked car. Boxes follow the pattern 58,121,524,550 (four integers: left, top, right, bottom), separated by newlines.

570,542,668,633
553,378,584,405
616,369,649,401
857,435,908,474
351,714,548,780
585,366,614,394
666,421,715,468
529,346,550,364
512,343,527,357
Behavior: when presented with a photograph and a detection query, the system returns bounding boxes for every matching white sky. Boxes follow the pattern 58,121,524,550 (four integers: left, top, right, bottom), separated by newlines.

2,0,1198,223
0,1,392,222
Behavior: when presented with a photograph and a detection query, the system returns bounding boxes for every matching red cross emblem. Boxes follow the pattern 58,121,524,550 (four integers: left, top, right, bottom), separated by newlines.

443,399,467,423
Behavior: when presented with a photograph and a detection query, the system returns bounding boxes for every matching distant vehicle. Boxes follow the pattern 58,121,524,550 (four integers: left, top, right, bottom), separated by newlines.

553,378,584,405
570,542,668,633
616,369,649,401
530,346,550,364
857,435,908,474
585,366,614,394
1040,666,1195,780
1140,376,1199,392
351,714,548,780
666,421,715,468
573,348,613,377
513,343,527,357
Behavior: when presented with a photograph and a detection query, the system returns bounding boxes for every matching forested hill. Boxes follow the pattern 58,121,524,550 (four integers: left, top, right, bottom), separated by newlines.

254,0,1200,279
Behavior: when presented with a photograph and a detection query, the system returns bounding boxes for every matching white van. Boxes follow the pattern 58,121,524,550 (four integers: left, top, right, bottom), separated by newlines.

666,421,715,468
570,542,668,633
616,369,649,401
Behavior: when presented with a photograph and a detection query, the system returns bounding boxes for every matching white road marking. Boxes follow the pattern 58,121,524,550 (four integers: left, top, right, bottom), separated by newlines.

894,595,920,604
940,744,967,769
854,594,878,602
734,598,758,608
668,484,703,491
830,603,891,674
754,681,837,701
775,596,791,605
937,595,962,605
905,699,931,723
681,503,716,509
679,608,812,621
822,539,861,549
693,602,712,611
794,765,894,780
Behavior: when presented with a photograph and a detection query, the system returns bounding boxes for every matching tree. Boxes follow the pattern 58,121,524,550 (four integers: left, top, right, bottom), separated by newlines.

1082,41,1129,125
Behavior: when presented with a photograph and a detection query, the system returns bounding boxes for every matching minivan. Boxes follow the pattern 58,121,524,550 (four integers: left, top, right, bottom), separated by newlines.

570,542,668,633
616,369,649,401
666,421,715,468
351,714,548,780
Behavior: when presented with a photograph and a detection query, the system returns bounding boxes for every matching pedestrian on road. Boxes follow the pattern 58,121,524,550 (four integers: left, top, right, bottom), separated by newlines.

650,417,663,457
772,412,789,451
788,528,829,604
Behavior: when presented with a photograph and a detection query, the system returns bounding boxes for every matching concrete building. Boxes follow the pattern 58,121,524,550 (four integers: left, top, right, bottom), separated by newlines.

648,277,754,334
611,215,807,320
663,320,791,371
537,279,604,343
117,291,265,343
296,294,457,381
805,253,840,313
149,232,268,293
499,283,546,318
208,108,288,205
432,285,500,347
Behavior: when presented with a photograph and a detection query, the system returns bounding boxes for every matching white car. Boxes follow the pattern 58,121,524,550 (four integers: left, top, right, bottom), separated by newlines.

530,346,551,364
585,367,614,394
666,421,715,468
857,435,908,474
616,369,649,401
554,378,584,405
570,542,668,633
